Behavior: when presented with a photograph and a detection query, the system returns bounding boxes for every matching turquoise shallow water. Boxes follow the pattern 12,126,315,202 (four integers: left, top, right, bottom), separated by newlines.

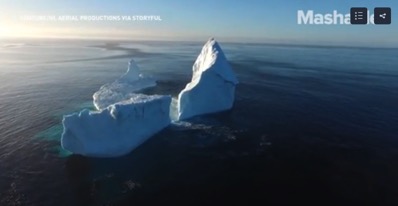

0,39,398,205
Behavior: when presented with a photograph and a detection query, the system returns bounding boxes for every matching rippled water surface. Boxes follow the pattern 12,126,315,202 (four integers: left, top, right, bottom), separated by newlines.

0,39,398,205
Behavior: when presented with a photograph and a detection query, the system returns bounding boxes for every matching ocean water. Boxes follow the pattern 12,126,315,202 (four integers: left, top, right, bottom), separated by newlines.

0,39,397,205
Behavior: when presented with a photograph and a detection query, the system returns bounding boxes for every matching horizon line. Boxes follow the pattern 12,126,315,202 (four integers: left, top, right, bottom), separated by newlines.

1,36,397,50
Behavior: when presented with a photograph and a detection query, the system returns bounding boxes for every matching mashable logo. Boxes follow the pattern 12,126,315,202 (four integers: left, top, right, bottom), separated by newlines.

298,10,376,25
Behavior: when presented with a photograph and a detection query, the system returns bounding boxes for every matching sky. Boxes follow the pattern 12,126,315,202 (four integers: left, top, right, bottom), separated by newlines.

0,0,397,46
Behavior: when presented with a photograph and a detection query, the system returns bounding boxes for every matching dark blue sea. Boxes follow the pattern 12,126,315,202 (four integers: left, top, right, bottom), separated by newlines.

0,39,397,205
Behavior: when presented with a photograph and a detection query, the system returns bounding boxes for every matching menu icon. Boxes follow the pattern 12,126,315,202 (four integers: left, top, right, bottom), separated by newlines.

351,7,368,24
374,7,391,24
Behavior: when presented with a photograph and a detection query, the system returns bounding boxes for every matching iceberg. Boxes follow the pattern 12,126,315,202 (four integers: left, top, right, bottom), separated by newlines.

61,39,238,157
176,38,239,120
61,94,171,157
93,59,156,110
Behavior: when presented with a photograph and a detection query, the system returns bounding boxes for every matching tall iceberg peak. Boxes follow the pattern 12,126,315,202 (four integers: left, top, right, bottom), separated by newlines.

192,38,238,84
176,38,239,120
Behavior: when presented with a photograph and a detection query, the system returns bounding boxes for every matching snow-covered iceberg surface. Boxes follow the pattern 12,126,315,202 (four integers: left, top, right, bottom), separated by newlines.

177,38,239,120
61,94,171,157
93,59,156,110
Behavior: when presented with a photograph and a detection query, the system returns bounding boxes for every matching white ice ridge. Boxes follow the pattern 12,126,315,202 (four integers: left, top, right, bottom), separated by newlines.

176,38,239,120
93,59,156,110
61,94,171,157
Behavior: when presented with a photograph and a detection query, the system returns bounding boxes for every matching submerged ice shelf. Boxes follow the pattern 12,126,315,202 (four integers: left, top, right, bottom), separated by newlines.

61,38,238,157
